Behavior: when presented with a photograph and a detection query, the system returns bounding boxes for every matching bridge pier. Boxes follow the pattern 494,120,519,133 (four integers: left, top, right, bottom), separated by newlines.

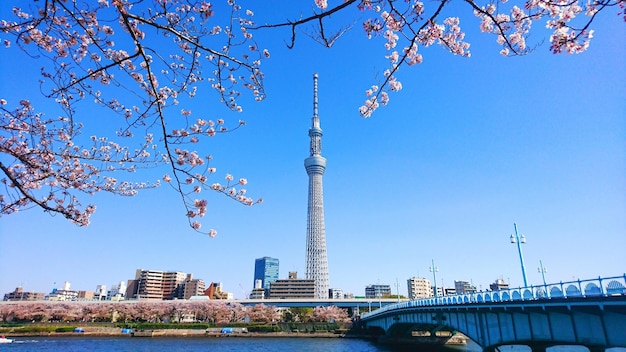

483,345,550,352
587,347,606,352
485,344,607,352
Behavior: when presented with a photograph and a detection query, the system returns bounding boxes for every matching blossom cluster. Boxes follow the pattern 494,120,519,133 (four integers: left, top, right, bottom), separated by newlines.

347,0,616,117
473,0,607,55
0,301,350,325
0,301,281,325
1,0,267,234
357,1,471,117
161,115,261,237
311,305,351,323
1,100,159,226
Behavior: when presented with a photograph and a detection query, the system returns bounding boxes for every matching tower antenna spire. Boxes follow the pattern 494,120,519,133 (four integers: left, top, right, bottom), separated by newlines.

313,73,319,126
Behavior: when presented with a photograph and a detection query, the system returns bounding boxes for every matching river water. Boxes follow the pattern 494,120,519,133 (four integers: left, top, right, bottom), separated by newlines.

0,336,480,352
2,337,624,351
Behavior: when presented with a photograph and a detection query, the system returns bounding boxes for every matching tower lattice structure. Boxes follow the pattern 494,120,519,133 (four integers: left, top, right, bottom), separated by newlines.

304,73,329,299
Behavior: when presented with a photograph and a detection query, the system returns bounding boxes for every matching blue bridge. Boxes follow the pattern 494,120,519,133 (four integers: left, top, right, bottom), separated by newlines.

359,275,626,351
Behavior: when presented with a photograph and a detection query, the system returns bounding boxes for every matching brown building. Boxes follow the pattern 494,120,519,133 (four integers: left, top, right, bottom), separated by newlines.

77,291,95,300
205,282,230,299
3,287,45,301
183,278,206,299
269,272,315,299
130,269,189,300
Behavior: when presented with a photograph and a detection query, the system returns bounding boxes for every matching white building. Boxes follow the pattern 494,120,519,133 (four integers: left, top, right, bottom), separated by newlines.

95,285,107,300
455,280,477,294
46,281,78,301
407,277,431,299
329,288,343,299
108,281,127,301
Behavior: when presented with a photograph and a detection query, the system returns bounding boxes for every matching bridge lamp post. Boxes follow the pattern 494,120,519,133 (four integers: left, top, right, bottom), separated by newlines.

430,259,439,297
509,223,529,287
538,260,547,286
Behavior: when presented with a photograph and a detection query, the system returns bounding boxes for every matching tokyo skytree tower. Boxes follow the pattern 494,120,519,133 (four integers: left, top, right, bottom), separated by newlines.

304,73,329,299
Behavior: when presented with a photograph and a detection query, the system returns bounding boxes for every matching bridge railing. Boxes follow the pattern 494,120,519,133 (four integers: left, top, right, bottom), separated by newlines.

361,274,626,319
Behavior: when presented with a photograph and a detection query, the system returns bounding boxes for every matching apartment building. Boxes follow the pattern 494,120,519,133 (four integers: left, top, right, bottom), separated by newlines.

454,280,477,294
407,277,431,299
3,287,45,301
183,277,206,299
131,269,189,300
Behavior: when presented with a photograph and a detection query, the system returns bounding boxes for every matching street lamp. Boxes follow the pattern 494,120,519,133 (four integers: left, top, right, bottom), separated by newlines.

509,223,528,287
429,259,439,297
538,260,547,286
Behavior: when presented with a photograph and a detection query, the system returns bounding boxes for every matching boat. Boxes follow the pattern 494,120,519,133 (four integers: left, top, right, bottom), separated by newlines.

0,335,13,343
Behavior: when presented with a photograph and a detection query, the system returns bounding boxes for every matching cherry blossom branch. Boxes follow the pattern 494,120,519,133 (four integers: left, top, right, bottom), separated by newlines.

1,0,269,234
251,0,359,49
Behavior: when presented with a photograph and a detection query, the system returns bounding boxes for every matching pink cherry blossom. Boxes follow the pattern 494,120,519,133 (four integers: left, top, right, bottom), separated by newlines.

0,1,263,236
0,0,616,235
315,0,328,10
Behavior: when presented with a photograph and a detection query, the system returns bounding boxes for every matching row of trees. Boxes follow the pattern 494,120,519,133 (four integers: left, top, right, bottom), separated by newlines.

0,301,351,324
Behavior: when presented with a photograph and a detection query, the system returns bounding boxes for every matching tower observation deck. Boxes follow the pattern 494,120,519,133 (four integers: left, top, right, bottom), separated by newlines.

304,73,329,299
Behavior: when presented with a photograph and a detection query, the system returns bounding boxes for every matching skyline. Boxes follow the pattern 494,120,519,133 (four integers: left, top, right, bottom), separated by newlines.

1,2,625,299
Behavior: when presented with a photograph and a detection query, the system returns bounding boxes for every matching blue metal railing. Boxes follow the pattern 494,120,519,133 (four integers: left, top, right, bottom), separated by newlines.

361,274,626,319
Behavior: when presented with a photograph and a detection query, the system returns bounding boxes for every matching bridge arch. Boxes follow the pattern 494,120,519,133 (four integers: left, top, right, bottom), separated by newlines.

523,289,533,300
550,286,564,298
584,283,602,296
566,284,582,297
606,280,626,295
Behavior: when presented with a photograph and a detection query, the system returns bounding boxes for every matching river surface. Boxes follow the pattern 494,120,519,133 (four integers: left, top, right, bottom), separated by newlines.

0,336,480,352
1,337,624,351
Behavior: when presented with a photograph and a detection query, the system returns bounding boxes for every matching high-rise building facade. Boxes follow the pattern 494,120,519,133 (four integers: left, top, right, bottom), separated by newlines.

407,277,432,299
132,269,189,300
304,73,330,299
183,278,206,299
253,257,279,293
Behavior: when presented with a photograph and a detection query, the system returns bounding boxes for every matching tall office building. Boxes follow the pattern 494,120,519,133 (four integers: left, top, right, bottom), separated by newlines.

304,73,330,299
253,257,279,293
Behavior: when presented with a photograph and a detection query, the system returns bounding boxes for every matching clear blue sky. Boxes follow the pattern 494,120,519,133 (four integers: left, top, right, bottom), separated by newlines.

1,1,624,299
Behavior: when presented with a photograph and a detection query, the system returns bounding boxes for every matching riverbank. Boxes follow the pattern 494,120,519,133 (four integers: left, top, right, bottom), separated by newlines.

2,326,349,338
3,327,468,348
